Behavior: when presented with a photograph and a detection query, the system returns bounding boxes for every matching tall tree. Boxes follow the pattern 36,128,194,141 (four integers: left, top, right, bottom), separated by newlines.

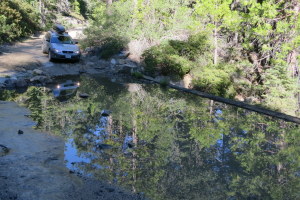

194,0,240,65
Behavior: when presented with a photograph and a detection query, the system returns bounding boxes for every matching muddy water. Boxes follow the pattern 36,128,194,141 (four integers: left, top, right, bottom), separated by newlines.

1,74,299,200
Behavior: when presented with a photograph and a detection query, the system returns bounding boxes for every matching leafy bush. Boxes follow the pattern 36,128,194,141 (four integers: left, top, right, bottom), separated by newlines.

131,72,143,79
98,37,127,59
168,34,211,60
143,44,192,77
143,32,211,77
193,63,238,97
0,0,40,44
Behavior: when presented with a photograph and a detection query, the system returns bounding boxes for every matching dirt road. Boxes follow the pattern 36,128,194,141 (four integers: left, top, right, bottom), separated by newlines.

0,28,105,81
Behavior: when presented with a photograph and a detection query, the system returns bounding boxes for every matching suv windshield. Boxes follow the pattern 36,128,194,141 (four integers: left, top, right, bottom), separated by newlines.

50,36,73,44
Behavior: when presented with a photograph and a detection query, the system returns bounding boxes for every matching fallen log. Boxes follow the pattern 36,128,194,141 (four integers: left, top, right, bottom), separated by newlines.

143,75,300,124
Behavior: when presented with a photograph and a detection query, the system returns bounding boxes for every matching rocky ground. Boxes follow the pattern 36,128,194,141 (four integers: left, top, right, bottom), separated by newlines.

0,28,140,89
0,31,145,200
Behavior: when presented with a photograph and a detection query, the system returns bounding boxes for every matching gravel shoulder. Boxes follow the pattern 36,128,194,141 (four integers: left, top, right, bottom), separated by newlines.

0,101,144,200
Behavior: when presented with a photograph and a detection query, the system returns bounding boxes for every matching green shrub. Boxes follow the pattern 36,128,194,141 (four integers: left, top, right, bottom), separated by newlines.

0,0,40,44
143,44,192,77
192,63,237,97
143,32,211,77
159,79,169,87
168,33,211,60
99,37,127,59
131,72,143,79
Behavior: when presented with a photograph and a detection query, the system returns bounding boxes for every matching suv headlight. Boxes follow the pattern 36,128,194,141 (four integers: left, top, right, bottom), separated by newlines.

75,50,80,54
54,49,61,53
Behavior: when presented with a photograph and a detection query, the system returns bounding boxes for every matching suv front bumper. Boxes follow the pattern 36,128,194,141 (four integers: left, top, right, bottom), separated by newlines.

50,50,81,61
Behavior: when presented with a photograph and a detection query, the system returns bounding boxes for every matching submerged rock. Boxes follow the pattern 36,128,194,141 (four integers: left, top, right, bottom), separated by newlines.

79,93,89,98
0,144,10,156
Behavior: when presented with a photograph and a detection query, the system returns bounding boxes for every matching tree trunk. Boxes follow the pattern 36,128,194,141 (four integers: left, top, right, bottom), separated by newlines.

106,0,113,15
106,0,112,6
209,100,214,116
213,27,218,65
287,50,299,78
107,115,113,139
39,0,46,28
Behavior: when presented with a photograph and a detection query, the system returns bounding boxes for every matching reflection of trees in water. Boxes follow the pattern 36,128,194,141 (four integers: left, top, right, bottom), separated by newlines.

3,76,299,200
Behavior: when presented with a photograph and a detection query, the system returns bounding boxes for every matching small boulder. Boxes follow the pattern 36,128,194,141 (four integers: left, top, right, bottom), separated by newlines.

110,58,117,65
15,79,28,88
33,69,44,75
18,130,24,135
0,144,9,157
79,93,89,98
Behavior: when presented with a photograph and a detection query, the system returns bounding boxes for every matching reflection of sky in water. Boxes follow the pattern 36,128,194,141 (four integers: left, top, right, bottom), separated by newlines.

64,138,92,172
64,116,110,173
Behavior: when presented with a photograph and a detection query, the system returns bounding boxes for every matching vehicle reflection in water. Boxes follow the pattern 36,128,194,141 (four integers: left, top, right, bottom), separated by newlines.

0,75,299,200
52,80,80,101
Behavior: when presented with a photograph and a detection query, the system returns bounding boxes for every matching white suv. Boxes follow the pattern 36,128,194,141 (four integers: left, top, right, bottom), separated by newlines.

42,25,81,62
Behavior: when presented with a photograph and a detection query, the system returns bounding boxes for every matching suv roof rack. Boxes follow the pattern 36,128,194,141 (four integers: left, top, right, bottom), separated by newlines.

52,24,66,34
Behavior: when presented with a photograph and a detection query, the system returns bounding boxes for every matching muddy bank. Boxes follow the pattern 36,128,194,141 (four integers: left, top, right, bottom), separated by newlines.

0,101,145,200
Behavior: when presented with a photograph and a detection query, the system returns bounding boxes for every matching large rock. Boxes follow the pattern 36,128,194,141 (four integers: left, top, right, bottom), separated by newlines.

4,79,16,88
15,79,28,88
117,62,139,74
30,75,52,84
117,51,130,59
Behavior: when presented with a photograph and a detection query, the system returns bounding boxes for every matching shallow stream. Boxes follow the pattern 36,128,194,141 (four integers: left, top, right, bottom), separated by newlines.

1,75,299,200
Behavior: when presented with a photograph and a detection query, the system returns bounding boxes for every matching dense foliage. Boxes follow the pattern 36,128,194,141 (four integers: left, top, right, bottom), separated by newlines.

143,33,211,77
83,0,300,116
0,0,40,43
0,0,90,44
